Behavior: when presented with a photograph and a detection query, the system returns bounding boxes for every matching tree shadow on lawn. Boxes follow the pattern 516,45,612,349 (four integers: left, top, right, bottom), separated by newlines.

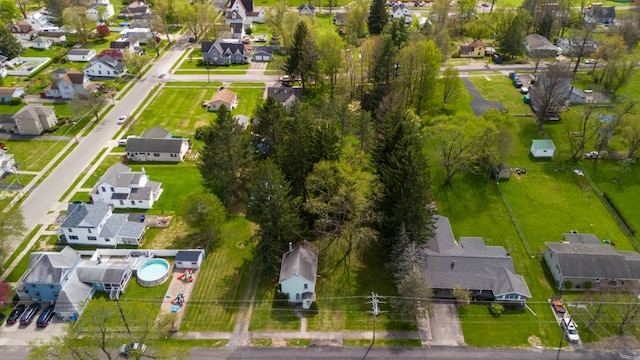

219,256,254,316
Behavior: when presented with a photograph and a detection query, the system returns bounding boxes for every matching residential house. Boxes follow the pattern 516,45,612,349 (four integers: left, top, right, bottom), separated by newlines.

30,37,52,50
458,39,487,58
110,39,141,55
230,23,245,40
253,46,273,62
120,28,155,44
44,68,97,99
0,54,7,78
528,69,572,121
333,13,346,26
391,3,412,25
26,12,57,31
227,0,266,29
118,0,151,19
38,31,67,45
125,126,191,162
85,0,115,21
84,55,127,78
226,10,246,27
12,105,57,135
530,139,556,158
9,22,37,44
90,163,163,209
175,250,205,269
423,215,531,305
297,4,316,18
556,37,599,57
67,49,97,62
544,233,640,290
568,87,609,105
525,34,560,58
584,5,616,25
0,148,16,177
201,39,251,65
279,241,318,309
203,89,238,111
266,86,302,107
0,87,25,102
57,201,146,246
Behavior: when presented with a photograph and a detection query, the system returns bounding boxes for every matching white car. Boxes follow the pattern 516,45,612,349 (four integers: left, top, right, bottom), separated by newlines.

117,115,128,125
561,318,580,344
520,87,529,94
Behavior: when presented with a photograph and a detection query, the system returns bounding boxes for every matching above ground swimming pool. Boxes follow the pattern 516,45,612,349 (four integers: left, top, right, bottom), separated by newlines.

137,258,171,287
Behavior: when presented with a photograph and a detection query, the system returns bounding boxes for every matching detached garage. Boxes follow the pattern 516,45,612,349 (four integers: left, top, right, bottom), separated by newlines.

530,139,556,158
175,250,205,269
253,46,273,62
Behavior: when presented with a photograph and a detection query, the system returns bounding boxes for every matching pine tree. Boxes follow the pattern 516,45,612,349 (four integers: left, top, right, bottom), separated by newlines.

252,96,288,160
367,0,389,35
284,21,318,90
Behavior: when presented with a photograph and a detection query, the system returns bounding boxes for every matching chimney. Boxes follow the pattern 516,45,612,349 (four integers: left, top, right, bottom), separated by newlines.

97,255,101,264
289,242,292,251
451,260,455,269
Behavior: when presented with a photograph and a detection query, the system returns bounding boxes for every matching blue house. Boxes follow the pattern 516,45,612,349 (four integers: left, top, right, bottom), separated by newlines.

0,87,25,102
201,39,251,65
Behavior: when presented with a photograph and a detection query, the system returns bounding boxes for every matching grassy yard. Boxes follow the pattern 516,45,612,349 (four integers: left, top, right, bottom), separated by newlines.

228,87,264,117
176,59,250,75
81,155,122,188
4,139,68,172
180,217,254,332
467,75,533,115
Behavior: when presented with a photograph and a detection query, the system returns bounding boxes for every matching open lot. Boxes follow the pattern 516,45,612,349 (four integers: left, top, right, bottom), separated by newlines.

2,140,68,172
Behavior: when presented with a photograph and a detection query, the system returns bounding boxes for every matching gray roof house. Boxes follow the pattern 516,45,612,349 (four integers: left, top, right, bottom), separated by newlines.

544,233,640,290
12,104,57,135
266,86,303,107
57,202,146,247
584,6,616,25
202,39,251,66
424,215,531,305
90,163,163,209
279,241,318,309
525,34,560,58
125,126,191,163
84,56,127,78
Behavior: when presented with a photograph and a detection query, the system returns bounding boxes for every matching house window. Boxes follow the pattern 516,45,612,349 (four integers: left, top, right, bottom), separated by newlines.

50,285,55,289
101,186,106,192
303,284,308,290
68,228,73,232
170,153,177,157
35,292,41,297
88,236,97,240
192,262,197,265
153,153,160,157
119,200,124,205
69,235,79,240
296,293,300,300
131,201,135,205
88,228,92,234
98,70,102,75
110,187,114,192
105,238,111,242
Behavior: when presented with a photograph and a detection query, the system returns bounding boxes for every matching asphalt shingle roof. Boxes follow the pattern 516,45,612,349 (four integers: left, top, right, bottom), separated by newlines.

279,242,318,284
60,202,111,228
125,137,187,153
176,250,204,262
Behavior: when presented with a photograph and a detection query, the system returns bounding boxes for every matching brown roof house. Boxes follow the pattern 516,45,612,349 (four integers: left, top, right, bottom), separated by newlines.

458,40,487,58
0,87,25,102
44,68,98,99
525,34,561,58
12,105,57,135
9,21,37,42
203,89,239,111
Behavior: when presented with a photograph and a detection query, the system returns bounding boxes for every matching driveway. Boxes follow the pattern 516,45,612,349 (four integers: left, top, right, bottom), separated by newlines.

429,302,465,346
461,77,505,117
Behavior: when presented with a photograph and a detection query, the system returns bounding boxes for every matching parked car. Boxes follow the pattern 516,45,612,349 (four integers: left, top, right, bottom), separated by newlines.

119,342,146,357
551,298,567,314
584,59,596,64
492,54,503,64
513,78,523,88
509,72,519,80
20,303,41,325
117,115,128,125
36,305,55,327
6,304,26,325
561,317,580,343
188,37,195,43
520,86,529,94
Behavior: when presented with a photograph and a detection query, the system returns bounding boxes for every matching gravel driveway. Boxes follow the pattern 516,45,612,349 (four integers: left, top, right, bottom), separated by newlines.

462,77,505,117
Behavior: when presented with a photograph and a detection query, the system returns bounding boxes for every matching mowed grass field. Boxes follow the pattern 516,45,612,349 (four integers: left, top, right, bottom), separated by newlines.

180,217,254,332
4,139,68,172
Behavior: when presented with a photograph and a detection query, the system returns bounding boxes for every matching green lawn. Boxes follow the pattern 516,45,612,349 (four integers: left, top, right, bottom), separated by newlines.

180,217,254,331
176,58,250,74
228,87,264,117
4,139,68,172
119,271,173,303
81,155,122,188
467,75,533,115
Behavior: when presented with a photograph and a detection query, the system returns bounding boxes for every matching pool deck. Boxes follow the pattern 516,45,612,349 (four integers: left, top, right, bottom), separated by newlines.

160,267,199,330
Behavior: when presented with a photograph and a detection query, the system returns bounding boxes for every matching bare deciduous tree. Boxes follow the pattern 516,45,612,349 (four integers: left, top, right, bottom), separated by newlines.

529,62,572,133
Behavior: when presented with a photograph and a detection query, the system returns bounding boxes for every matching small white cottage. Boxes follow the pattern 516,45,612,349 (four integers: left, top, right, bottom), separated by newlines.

278,241,318,309
175,250,205,269
530,139,556,158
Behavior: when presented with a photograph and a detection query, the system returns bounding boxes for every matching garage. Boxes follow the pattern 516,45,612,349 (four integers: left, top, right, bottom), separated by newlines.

253,46,273,62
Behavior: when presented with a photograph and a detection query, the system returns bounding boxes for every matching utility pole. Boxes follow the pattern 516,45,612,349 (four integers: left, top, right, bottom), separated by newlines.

367,292,385,345
115,297,132,338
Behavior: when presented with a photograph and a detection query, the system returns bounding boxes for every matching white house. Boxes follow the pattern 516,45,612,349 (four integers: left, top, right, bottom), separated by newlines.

120,28,155,44
85,0,115,21
530,139,556,158
175,250,205,269
203,89,238,111
26,12,57,31
90,163,163,209
57,202,146,247
30,37,53,50
84,56,127,78
391,3,412,25
125,126,191,163
44,68,98,99
67,49,97,62
278,241,318,309
0,148,17,178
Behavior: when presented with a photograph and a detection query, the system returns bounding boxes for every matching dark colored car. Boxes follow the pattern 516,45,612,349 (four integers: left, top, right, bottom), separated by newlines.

6,304,26,325
509,72,519,80
36,305,55,327
20,303,41,326
513,78,523,88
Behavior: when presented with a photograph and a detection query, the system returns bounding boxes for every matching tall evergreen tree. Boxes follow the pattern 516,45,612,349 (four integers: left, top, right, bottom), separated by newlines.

284,21,318,90
367,0,388,35
371,106,434,257
0,26,23,59
252,96,288,160
279,108,314,199
198,105,253,212
310,122,341,163
247,159,302,273
495,9,531,59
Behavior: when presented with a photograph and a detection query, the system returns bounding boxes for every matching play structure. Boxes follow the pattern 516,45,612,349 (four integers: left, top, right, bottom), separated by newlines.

177,269,194,282
171,293,185,306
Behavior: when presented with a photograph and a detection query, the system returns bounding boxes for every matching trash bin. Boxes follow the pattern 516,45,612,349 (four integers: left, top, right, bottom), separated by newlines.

139,215,146,222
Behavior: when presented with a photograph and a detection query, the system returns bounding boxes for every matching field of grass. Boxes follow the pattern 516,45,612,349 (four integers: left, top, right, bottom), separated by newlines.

176,59,250,75
467,75,533,115
180,217,254,331
4,139,68,172
228,87,264,117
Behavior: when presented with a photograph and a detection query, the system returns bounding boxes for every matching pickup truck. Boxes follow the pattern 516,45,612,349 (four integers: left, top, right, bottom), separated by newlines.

551,299,567,314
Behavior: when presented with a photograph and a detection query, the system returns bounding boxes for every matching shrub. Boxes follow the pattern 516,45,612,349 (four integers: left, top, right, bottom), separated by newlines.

9,97,22,105
194,126,208,141
564,281,573,289
585,282,594,289
489,303,504,317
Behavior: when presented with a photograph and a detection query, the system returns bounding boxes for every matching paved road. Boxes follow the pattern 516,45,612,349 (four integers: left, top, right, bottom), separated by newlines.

17,38,191,232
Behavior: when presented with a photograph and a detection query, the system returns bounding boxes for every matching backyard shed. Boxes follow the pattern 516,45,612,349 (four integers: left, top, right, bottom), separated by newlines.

530,139,556,158
175,250,205,269
498,163,511,180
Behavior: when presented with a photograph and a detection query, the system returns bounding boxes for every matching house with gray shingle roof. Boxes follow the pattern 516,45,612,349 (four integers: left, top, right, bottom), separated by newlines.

544,233,640,290
202,39,251,65
279,241,318,309
84,55,127,78
90,163,162,209
424,215,531,305
57,202,146,247
125,126,190,163
11,104,57,135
